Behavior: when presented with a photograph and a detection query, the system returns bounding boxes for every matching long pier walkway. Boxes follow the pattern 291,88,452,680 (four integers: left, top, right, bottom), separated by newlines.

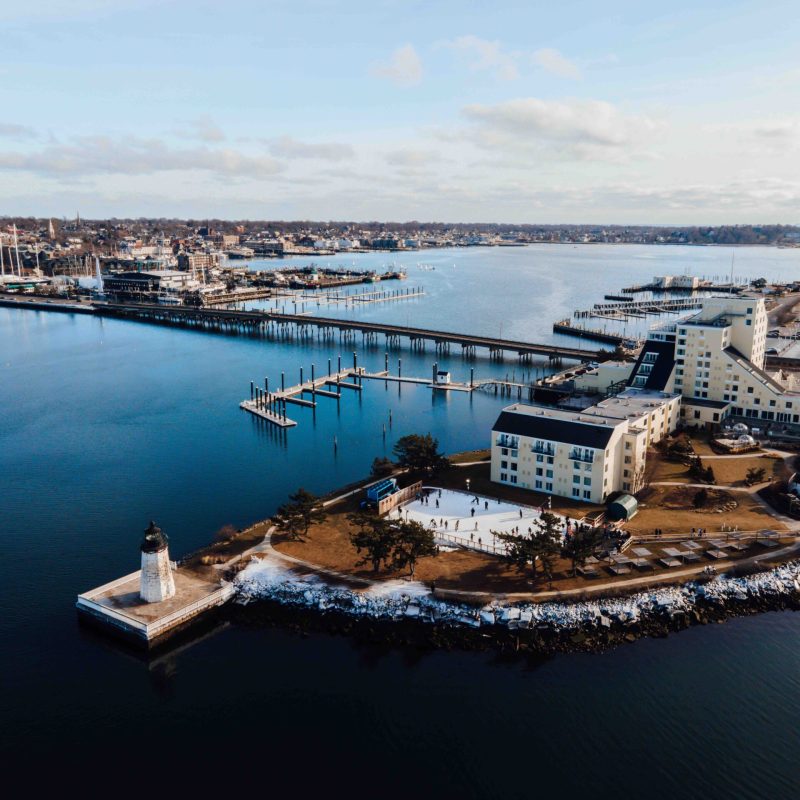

1,294,612,362
94,302,607,362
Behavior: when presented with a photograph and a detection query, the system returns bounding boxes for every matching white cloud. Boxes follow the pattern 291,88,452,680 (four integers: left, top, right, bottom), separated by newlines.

370,44,423,87
385,148,443,167
710,119,800,154
0,123,37,140
175,116,226,143
442,35,519,80
0,135,285,178
461,97,660,158
268,136,354,161
531,48,581,79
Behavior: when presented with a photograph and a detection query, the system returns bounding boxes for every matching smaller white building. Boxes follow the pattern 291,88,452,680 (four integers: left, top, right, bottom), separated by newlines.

491,389,680,503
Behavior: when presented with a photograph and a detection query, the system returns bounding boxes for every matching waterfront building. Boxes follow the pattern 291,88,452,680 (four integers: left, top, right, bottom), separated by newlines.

103,270,195,296
631,295,800,427
491,389,680,502
177,252,220,272
139,521,176,603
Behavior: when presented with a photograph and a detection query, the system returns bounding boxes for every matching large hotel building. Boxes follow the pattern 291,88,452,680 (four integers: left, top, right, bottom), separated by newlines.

492,295,798,503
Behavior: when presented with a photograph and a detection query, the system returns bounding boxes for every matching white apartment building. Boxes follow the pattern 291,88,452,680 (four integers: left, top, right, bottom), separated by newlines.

491,389,680,503
629,295,800,428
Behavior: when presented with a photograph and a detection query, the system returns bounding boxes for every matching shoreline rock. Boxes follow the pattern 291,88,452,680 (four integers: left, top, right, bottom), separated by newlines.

231,559,800,655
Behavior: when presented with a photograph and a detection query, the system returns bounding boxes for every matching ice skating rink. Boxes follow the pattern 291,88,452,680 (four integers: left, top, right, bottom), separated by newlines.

394,487,574,555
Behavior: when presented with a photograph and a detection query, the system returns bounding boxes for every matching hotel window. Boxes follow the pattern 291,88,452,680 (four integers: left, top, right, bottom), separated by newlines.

510,475,518,484
536,454,543,463
583,477,591,486
536,468,543,476
510,463,518,471
583,490,591,500
545,482,553,492
501,473,508,481
535,480,543,489
572,488,580,498
546,469,553,479
547,456,554,465
501,448,508,455
573,475,580,484
501,460,508,470
769,400,776,407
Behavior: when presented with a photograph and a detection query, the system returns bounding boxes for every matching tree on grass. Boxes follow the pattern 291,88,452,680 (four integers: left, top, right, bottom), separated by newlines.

746,466,766,486
391,520,438,579
274,488,327,540
495,511,562,585
562,526,599,577
392,433,449,474
347,512,396,573
370,456,395,478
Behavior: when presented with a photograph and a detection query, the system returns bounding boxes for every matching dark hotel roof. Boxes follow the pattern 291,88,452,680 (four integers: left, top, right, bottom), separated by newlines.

493,410,616,449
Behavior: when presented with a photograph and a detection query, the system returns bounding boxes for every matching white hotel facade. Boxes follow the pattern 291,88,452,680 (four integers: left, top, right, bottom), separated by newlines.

491,294,797,504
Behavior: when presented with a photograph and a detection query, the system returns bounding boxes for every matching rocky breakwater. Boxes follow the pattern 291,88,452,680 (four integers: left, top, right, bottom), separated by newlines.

231,558,800,654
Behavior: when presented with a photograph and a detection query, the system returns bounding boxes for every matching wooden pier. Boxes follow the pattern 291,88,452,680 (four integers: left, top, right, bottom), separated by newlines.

95,303,607,363
575,296,704,319
242,358,488,428
553,319,632,346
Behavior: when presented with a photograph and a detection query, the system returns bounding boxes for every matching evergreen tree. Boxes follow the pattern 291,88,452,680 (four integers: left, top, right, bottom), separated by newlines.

392,433,449,474
347,512,396,573
274,488,327,540
391,520,438,579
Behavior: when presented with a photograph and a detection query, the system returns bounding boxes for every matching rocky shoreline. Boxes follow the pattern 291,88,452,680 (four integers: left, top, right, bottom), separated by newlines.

231,558,800,655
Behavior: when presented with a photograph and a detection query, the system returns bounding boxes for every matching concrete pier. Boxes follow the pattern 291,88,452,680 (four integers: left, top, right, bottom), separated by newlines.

76,567,233,647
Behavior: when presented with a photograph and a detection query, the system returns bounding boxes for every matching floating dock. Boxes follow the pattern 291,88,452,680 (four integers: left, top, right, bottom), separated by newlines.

241,358,486,428
76,567,233,648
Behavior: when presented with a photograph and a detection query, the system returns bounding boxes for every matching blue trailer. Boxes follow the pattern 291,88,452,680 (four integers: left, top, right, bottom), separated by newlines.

366,478,398,503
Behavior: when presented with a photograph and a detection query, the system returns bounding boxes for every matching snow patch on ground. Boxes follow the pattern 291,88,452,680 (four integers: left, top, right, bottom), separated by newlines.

235,555,800,631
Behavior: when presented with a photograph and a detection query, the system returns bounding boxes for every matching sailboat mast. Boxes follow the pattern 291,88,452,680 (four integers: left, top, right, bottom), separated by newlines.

0,233,5,277
13,224,22,277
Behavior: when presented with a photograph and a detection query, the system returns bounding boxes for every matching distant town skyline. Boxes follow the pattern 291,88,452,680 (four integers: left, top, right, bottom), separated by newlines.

3,0,800,223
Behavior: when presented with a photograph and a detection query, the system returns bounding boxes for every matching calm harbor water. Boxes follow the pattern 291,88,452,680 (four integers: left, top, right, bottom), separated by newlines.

1,245,799,796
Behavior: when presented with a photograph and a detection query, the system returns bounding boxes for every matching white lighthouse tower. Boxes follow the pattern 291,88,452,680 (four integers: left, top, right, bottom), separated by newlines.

139,521,176,603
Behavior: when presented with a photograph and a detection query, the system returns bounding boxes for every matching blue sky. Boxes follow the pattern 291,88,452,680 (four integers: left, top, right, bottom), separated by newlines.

2,0,800,223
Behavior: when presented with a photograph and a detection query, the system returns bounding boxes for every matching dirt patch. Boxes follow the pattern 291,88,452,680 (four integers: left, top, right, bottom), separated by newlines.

629,486,784,535
660,486,738,513
708,454,784,487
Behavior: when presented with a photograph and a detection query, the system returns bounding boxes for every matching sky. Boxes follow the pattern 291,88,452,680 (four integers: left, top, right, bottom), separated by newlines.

2,0,800,224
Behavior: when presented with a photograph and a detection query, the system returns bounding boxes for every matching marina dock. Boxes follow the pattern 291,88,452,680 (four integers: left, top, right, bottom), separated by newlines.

575,296,704,319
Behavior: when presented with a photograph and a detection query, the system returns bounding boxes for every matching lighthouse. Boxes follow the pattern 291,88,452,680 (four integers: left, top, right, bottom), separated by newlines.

139,521,176,603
